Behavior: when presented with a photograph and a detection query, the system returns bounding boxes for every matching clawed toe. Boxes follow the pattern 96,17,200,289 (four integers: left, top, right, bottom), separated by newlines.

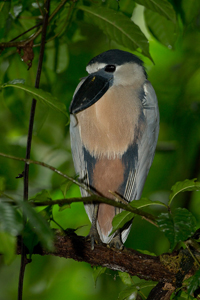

108,235,124,250
86,227,102,250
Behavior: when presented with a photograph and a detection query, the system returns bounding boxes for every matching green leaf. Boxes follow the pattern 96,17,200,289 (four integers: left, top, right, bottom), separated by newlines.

0,201,23,236
130,197,168,209
0,1,11,29
110,211,134,236
172,291,197,300
136,280,157,290
30,190,52,202
169,179,200,207
118,0,136,18
58,203,71,212
0,231,16,264
187,269,200,296
23,222,39,257
157,212,175,249
181,0,200,25
59,180,74,211
136,249,156,256
118,281,156,300
93,266,107,287
60,180,74,199
39,206,53,221
30,190,53,221
49,4,69,40
135,0,176,23
0,176,5,195
0,81,68,117
110,198,166,235
157,208,196,250
118,285,137,300
45,42,69,74
78,5,152,61
118,272,132,286
3,78,25,85
144,8,177,49
17,200,54,251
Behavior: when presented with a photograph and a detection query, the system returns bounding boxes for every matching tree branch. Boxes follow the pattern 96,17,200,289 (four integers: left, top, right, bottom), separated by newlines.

16,233,196,286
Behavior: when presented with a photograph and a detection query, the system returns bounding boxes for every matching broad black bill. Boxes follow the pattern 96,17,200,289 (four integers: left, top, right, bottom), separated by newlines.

69,73,112,114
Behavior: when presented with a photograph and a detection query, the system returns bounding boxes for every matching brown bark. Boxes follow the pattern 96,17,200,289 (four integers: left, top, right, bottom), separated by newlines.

147,282,175,300
17,233,195,285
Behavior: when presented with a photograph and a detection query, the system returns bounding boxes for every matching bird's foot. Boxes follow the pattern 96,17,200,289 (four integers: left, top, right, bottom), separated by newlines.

86,226,102,250
107,234,124,250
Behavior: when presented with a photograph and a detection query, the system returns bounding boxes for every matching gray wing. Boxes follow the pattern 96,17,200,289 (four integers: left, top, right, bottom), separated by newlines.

121,80,159,242
70,78,95,222
70,114,97,223
125,80,159,201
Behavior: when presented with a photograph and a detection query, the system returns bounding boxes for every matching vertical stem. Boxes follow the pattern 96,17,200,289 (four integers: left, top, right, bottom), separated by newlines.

18,1,51,299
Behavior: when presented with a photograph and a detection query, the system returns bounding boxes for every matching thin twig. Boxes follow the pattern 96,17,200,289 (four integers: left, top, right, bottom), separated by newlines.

48,0,68,23
142,216,158,227
0,152,92,193
18,1,51,300
0,152,156,222
184,242,200,268
9,22,43,42
39,0,76,45
0,0,68,49
36,0,44,17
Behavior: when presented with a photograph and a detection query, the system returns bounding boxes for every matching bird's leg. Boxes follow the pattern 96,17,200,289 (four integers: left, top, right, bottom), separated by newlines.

108,206,124,250
86,203,102,250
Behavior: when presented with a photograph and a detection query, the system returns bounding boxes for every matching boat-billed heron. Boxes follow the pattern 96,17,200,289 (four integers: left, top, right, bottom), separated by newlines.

69,49,159,250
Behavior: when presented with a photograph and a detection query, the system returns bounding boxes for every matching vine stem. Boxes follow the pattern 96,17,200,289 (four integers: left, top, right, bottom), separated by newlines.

18,1,51,299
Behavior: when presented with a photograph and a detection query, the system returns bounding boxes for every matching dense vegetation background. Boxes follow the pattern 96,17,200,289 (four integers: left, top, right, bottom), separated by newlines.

0,0,200,299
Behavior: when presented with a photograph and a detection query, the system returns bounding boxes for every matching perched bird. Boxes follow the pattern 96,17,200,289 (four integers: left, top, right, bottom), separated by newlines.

69,49,159,250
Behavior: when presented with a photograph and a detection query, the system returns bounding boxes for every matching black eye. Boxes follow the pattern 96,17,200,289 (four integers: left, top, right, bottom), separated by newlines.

105,65,116,73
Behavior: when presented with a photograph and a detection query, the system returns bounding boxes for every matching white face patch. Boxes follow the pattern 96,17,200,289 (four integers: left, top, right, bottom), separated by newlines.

113,63,146,86
86,62,106,74
86,62,146,88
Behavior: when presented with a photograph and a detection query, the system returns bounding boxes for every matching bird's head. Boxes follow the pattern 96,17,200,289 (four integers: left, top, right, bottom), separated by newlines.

69,49,147,114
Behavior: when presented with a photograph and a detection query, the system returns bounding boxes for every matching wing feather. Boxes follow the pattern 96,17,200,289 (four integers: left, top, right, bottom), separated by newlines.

121,80,159,242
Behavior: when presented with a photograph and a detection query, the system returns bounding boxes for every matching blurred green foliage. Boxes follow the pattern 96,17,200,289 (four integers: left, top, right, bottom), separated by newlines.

0,0,200,299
